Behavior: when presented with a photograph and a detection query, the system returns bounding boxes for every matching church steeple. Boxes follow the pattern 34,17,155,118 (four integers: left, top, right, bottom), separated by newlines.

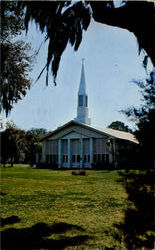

78,59,87,96
75,60,91,125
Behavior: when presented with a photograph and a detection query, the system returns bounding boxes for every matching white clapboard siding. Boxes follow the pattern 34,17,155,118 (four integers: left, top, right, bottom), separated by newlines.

46,140,58,154
62,139,68,154
71,139,80,154
93,138,107,154
83,138,89,154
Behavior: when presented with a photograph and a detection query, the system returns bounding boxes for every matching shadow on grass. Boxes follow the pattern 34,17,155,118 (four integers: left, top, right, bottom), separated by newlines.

113,170,154,249
1,216,21,227
1,222,90,250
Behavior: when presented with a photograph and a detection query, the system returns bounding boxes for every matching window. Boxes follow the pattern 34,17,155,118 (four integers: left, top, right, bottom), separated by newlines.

79,95,83,106
106,154,109,163
49,154,58,163
77,155,80,162
72,155,75,162
116,154,119,163
84,154,90,163
84,155,87,163
46,155,50,163
50,155,53,163
102,154,105,163
54,155,56,163
93,154,106,164
98,154,101,163
93,154,97,163
85,96,88,107
63,155,68,163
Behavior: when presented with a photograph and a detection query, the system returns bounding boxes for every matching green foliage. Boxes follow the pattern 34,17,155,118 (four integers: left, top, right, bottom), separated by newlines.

116,71,155,250
1,1,24,41
19,1,155,85
19,1,91,84
107,121,132,132
1,122,47,166
116,170,154,249
1,167,127,249
1,121,23,166
123,71,155,168
28,128,47,142
24,128,48,166
1,1,34,116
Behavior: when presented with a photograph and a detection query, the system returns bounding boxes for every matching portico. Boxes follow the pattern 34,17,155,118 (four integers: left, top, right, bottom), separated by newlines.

57,135,93,168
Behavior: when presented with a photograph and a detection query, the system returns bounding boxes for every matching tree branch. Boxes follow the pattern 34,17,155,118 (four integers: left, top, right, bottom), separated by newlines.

90,1,155,66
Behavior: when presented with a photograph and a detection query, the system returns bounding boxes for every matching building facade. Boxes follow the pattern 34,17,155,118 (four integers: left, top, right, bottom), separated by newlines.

40,62,138,168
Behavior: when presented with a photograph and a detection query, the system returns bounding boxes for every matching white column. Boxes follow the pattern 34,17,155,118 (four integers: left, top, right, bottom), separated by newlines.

90,137,93,168
58,139,62,168
68,139,71,168
80,138,83,168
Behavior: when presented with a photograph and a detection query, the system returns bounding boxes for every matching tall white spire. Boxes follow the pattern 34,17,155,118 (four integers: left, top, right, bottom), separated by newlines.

78,59,87,95
74,60,91,125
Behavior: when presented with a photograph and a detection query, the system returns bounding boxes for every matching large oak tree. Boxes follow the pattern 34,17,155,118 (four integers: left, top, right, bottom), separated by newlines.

1,1,34,116
19,1,155,84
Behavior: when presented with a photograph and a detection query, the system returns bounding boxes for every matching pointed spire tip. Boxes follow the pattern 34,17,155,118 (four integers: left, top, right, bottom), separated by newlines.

82,58,85,64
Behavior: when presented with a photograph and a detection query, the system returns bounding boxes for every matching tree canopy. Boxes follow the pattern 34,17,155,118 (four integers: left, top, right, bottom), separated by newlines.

123,71,155,168
1,1,34,116
1,1,154,114
107,121,132,132
19,1,155,84
1,121,48,167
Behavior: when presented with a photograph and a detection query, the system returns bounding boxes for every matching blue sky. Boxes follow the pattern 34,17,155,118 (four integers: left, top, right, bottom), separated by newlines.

6,19,153,131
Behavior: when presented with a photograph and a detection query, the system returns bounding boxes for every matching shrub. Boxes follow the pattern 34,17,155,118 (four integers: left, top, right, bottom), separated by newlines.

36,163,58,169
72,170,87,176
72,170,79,175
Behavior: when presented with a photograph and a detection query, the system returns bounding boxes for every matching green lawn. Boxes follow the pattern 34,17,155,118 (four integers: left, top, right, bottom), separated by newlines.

1,165,127,249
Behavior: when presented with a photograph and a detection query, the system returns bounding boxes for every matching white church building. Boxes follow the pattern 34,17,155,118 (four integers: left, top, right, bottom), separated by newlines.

40,61,138,169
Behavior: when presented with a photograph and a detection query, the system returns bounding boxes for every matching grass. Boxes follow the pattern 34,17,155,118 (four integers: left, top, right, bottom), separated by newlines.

1,165,127,249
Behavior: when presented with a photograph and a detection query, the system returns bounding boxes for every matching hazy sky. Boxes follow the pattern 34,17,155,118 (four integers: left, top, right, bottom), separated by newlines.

6,19,153,131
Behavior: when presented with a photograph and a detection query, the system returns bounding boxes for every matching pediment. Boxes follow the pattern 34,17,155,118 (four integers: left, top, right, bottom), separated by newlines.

41,120,111,142
61,131,89,140
46,123,106,140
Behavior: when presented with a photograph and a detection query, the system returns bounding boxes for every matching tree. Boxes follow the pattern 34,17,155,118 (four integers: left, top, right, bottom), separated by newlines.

29,128,47,142
107,121,132,132
116,170,154,249
113,71,155,249
1,1,34,116
123,71,155,168
1,121,21,167
1,122,48,167
19,1,155,84
24,128,48,166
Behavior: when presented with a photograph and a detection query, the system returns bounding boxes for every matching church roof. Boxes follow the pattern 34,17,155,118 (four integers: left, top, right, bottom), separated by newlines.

90,126,138,144
40,120,138,144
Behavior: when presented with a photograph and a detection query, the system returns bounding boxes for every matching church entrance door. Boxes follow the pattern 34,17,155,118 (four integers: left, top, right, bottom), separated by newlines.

71,139,81,168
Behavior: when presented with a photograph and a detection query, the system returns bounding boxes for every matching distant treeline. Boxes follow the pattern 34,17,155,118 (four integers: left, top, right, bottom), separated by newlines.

1,121,48,167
